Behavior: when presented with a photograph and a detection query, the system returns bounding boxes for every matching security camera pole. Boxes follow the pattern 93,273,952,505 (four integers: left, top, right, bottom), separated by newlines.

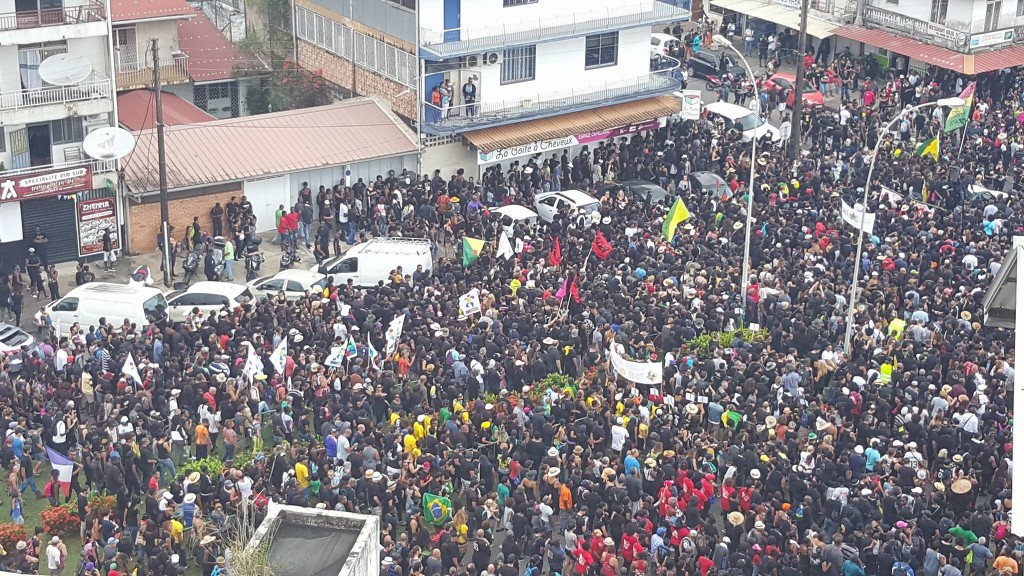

788,0,810,159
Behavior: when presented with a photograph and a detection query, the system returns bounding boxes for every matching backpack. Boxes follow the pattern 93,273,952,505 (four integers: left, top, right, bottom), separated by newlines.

44,479,53,497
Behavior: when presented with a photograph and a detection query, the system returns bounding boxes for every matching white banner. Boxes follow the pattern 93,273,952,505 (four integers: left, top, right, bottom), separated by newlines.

609,348,663,386
680,89,702,121
458,288,482,318
385,314,405,355
841,200,876,235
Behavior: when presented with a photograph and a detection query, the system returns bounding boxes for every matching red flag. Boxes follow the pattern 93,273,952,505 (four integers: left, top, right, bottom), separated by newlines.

549,236,562,267
592,231,612,260
569,273,581,303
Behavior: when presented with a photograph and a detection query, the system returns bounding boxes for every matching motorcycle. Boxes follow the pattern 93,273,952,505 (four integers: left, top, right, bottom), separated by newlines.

245,250,265,281
182,249,201,285
705,71,753,93
128,264,154,288
280,242,300,271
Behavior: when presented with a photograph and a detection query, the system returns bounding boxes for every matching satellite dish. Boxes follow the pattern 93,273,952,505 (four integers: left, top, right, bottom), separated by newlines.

37,53,93,86
83,127,136,161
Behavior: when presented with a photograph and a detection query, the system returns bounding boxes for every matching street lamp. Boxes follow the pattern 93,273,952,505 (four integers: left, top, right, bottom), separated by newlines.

841,96,967,352
712,33,761,326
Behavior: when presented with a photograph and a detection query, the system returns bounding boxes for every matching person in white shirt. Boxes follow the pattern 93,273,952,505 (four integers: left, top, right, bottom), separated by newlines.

611,418,629,452
46,536,64,575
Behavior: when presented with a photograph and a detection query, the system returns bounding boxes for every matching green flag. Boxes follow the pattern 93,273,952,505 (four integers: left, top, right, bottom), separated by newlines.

462,237,485,267
944,81,975,133
422,492,452,525
661,197,691,242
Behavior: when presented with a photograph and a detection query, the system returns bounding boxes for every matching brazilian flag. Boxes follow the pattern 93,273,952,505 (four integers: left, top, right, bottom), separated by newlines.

422,493,452,525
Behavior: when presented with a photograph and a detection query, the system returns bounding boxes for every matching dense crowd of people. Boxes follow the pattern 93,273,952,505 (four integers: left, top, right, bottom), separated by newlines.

2,32,1024,576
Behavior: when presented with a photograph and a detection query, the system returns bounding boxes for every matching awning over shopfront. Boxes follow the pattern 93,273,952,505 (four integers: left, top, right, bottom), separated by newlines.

709,0,838,38
463,96,681,154
836,25,1024,74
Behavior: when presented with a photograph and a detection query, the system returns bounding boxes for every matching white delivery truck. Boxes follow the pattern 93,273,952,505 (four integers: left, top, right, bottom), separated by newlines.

312,237,433,287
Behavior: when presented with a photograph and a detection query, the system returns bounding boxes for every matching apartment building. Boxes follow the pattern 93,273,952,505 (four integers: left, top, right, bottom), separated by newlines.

0,0,120,269
293,0,690,177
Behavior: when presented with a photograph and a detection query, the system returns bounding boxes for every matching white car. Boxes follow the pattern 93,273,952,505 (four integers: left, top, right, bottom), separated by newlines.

246,269,328,301
0,323,33,355
534,189,601,223
703,101,780,143
164,282,255,322
492,205,540,236
651,33,680,56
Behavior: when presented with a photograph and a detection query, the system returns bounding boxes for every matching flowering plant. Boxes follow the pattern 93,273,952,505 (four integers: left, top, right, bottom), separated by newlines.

39,506,79,536
0,523,27,552
86,494,117,518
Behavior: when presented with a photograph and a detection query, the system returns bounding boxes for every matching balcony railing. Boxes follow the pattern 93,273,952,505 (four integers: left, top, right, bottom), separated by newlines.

115,53,190,90
3,157,116,178
0,2,104,31
422,72,680,134
420,1,691,58
0,73,111,111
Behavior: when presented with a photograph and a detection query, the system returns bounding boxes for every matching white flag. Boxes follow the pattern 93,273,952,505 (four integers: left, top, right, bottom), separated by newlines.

325,346,345,368
841,200,876,235
497,232,514,260
242,343,264,381
367,338,381,370
458,288,482,317
269,338,288,374
385,314,405,355
122,353,142,385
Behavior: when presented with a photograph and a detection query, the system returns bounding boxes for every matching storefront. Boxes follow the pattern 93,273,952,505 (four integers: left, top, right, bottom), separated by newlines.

462,96,682,178
0,165,119,272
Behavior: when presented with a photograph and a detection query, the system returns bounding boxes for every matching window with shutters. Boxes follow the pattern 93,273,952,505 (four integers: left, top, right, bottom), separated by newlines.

501,46,536,84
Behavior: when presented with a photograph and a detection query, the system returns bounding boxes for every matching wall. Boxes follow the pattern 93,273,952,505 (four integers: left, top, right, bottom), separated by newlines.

297,0,415,51
475,27,652,105
297,40,417,119
423,138,476,178
127,187,242,252
127,20,182,58
419,0,656,37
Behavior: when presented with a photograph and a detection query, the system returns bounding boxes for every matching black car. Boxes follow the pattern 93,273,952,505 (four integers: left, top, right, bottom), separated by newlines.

689,171,730,198
685,50,745,81
598,181,672,206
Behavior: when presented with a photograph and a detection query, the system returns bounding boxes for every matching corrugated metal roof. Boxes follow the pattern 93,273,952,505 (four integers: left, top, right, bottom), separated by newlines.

709,0,837,38
117,90,216,131
177,8,264,82
110,0,193,22
970,45,1024,75
836,25,966,72
464,97,681,152
123,98,418,193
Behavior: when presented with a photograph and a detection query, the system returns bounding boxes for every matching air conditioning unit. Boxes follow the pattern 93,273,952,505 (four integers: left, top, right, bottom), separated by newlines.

463,54,480,67
84,112,110,129
482,52,502,66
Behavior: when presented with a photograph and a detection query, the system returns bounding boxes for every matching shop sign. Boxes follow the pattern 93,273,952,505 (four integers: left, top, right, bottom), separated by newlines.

0,166,93,205
77,197,120,257
680,90,702,120
477,119,661,164
970,29,1014,49
862,7,968,49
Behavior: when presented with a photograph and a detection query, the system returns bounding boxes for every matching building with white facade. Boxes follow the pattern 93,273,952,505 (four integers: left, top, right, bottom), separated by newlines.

0,0,120,270
709,0,1024,76
294,0,690,177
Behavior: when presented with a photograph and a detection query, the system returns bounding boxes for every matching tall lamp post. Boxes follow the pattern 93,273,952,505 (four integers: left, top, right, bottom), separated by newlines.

712,34,760,326
841,96,966,352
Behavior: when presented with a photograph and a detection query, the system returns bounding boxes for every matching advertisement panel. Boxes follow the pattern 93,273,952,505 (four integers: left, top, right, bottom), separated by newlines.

0,166,93,204
477,119,662,164
76,197,120,257
680,89,702,120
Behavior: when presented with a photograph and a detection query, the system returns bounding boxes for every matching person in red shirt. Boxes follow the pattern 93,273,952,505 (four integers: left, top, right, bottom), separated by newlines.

573,540,595,575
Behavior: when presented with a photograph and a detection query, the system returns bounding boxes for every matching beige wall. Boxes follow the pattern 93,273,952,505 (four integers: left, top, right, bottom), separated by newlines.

297,41,417,120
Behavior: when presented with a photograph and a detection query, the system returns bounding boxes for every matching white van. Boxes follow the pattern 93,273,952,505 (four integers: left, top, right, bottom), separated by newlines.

703,101,780,143
47,283,168,334
313,237,433,287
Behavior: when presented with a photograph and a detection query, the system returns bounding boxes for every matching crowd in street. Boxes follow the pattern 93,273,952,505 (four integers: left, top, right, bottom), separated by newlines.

2,37,1024,576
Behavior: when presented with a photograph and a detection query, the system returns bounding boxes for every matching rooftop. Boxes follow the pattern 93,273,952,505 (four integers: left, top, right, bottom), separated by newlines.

177,8,266,82
110,0,193,23
117,89,216,131
123,98,419,194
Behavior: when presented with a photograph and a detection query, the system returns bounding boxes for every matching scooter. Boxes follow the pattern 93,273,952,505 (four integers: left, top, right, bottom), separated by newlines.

245,250,265,281
182,249,201,285
280,242,300,270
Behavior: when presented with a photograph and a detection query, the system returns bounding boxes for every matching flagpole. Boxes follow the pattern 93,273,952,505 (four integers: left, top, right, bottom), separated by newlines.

957,122,968,159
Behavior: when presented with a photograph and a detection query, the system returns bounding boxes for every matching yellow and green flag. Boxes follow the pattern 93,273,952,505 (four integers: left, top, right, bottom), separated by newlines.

422,492,452,525
944,81,975,132
915,137,939,161
661,197,691,242
462,237,485,267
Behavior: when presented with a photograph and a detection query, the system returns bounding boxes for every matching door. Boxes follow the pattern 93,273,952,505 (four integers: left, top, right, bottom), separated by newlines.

442,0,460,42
536,196,558,222
113,27,139,72
244,176,289,233
27,123,51,166
8,128,29,170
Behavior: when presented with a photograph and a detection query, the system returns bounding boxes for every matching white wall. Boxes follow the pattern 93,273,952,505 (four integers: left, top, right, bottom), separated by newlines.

66,36,112,76
420,0,657,36
423,141,476,178
475,27,651,105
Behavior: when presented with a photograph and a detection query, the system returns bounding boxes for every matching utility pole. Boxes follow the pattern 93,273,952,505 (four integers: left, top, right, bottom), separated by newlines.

152,38,172,287
788,0,810,159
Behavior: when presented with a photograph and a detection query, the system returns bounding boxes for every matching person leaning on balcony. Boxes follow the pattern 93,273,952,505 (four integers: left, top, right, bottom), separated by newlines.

463,77,477,117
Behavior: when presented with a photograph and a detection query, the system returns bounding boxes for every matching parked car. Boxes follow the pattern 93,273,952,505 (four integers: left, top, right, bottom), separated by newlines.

689,171,731,198
492,205,540,237
164,281,254,322
685,50,745,82
534,190,601,223
47,283,168,335
762,73,824,108
246,269,328,301
0,323,33,355
703,101,780,143
618,181,672,205
650,33,680,56
312,237,432,287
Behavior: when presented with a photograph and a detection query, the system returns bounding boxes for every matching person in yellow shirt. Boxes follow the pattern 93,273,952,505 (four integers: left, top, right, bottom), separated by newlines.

295,455,310,497
403,432,420,459
169,517,183,545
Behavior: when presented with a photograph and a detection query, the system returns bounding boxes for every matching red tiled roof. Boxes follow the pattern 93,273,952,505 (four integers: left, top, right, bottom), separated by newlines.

177,9,264,82
110,0,193,22
123,99,419,193
117,90,216,131
835,25,1024,75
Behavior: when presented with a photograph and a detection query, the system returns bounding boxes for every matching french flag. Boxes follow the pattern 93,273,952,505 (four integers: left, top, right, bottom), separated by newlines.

45,447,74,497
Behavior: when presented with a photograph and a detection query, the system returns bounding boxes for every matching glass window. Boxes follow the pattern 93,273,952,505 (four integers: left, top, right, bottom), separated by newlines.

50,117,83,145
985,0,1001,30
143,294,167,320
338,258,358,273
259,279,284,291
52,297,78,312
385,0,416,8
585,32,618,69
0,128,5,153
501,46,536,84
930,0,948,23
286,281,305,292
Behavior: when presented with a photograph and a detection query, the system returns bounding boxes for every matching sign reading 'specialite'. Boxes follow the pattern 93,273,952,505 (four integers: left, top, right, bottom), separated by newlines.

0,165,93,204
